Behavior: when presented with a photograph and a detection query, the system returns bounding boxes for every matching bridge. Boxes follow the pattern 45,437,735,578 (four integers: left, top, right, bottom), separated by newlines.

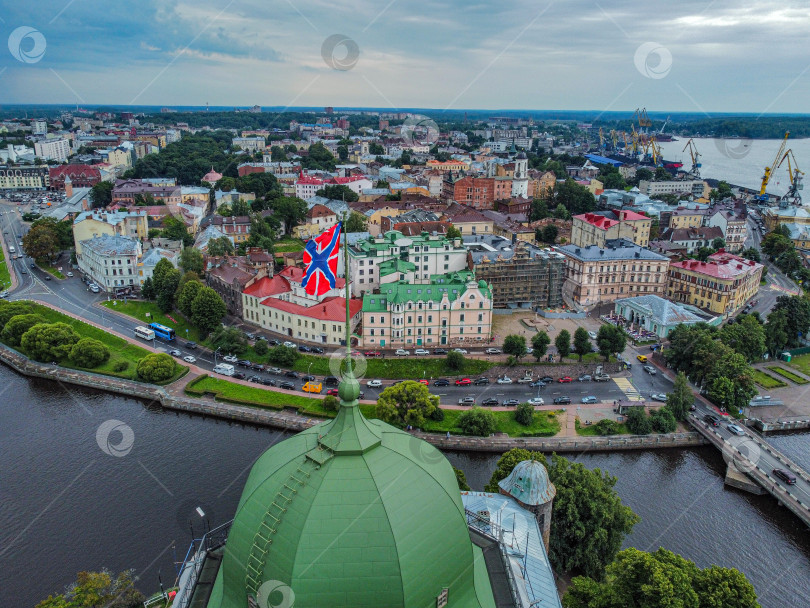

688,404,810,529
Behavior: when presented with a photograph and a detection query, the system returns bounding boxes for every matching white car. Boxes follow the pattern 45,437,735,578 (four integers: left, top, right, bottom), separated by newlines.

485,348,502,355
283,341,296,348
582,396,599,404
89,285,100,293
588,331,597,340
395,349,410,356
367,379,382,388
453,348,468,354
650,393,668,402
223,355,238,363
496,376,513,384
414,348,430,356
66,271,74,277
527,397,544,406
183,355,196,363
727,423,746,436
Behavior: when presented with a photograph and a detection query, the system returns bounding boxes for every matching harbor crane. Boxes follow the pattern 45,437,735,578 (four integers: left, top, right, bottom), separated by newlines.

610,129,619,150
682,138,702,179
758,132,790,201
598,127,605,150
634,107,653,132
658,115,671,135
776,149,804,206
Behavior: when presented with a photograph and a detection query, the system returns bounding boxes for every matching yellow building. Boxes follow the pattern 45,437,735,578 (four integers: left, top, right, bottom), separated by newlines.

72,209,149,255
667,209,705,230
426,159,471,172
528,170,557,198
571,211,652,248
105,148,132,171
762,207,810,232
667,252,763,315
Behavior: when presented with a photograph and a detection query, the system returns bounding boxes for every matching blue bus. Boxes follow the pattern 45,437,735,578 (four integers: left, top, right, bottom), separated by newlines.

149,323,176,341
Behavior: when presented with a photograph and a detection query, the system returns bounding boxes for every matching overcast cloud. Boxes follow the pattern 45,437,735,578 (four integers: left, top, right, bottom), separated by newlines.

1,0,809,112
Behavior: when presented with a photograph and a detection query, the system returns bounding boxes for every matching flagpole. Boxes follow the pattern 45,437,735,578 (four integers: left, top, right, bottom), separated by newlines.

343,220,351,373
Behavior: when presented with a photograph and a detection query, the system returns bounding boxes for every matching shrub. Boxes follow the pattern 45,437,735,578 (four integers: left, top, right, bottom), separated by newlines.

0,301,34,328
445,350,465,371
506,355,518,367
1,313,46,346
515,402,535,426
209,326,248,355
113,361,130,372
20,322,80,362
650,407,677,433
267,345,299,366
595,419,620,435
253,339,269,356
69,338,111,368
458,407,496,436
429,405,445,421
136,352,176,382
322,395,339,412
626,407,652,435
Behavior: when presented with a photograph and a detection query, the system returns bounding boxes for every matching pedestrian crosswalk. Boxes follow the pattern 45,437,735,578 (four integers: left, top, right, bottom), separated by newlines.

614,377,644,401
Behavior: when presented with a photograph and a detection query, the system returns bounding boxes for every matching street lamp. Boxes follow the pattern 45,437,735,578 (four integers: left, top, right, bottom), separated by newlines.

214,347,221,365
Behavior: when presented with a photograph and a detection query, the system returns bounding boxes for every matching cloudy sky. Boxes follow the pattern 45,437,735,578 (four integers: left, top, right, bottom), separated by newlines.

1,0,809,113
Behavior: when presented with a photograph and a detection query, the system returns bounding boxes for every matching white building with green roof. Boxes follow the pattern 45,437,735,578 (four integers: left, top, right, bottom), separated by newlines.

348,230,469,297
362,270,493,348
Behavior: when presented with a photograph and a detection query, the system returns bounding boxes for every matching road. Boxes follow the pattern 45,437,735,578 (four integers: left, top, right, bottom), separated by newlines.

744,214,799,317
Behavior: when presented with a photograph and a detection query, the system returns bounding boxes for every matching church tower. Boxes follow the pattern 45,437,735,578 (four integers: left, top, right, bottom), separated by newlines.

512,151,529,199
498,459,556,552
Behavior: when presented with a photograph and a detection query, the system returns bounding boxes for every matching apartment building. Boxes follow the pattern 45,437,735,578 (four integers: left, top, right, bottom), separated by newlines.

556,238,670,309
72,209,149,255
0,166,50,191
638,179,709,199
570,210,652,248
34,138,71,162
77,235,142,294
667,252,764,315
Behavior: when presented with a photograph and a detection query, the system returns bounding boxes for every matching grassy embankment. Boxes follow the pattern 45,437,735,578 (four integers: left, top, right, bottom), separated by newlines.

751,369,788,389
767,366,809,385
2,301,187,383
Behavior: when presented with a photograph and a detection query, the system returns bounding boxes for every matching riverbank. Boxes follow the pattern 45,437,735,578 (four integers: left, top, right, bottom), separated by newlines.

0,341,707,452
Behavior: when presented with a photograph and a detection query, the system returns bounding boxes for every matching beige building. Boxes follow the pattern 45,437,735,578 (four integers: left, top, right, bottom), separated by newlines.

293,204,339,239
666,208,706,230
705,209,747,252
762,206,810,232
638,179,709,199
72,209,149,255
571,210,652,248
361,270,493,348
556,239,670,309
105,147,133,171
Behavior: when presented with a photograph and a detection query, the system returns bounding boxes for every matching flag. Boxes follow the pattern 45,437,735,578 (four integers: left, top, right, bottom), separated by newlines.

302,222,342,297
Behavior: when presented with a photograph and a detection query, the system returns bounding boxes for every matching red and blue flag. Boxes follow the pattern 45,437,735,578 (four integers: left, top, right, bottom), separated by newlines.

302,222,342,297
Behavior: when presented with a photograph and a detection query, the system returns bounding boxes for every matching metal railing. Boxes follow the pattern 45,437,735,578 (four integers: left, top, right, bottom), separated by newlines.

169,520,233,608
465,509,524,607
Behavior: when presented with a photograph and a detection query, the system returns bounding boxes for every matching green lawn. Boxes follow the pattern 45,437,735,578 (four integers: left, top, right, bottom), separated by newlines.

39,262,65,279
292,354,493,380
787,353,810,378
3,301,187,383
752,369,788,388
186,375,562,437
767,366,809,385
0,247,11,292
101,300,202,343
575,419,630,436
273,237,306,253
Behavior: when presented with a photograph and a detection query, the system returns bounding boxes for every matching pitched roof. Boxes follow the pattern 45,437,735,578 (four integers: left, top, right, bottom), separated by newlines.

670,253,763,279
259,295,362,321
614,294,704,325
243,274,290,297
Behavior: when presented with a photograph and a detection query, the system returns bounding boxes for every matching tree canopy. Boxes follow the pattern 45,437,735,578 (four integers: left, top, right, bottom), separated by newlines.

376,380,441,428
458,407,496,436
597,324,627,362
573,327,591,361
532,330,551,361
35,569,145,608
555,329,571,359
503,334,528,358
136,352,176,382
190,286,227,336
21,322,81,362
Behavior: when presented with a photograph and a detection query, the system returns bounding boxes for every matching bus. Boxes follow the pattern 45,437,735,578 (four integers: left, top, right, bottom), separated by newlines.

134,326,156,341
149,323,176,341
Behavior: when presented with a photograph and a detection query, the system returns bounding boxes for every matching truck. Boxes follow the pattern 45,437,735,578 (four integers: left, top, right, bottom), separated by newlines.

302,381,322,394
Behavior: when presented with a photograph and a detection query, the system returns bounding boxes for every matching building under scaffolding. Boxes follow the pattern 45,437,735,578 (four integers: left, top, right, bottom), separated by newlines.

465,234,565,309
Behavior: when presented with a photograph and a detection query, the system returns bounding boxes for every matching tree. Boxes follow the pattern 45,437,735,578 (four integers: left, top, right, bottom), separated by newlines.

626,407,652,435
1,313,45,345
650,407,677,433
179,247,204,275
555,329,571,359
540,224,559,244
70,338,111,368
161,216,193,246
345,211,368,232
210,326,248,355
315,184,359,203
141,277,155,300
531,331,551,361
572,327,591,361
741,247,761,263
666,372,693,421
712,237,726,250
445,350,465,371
322,394,339,412
157,269,180,312
693,564,761,608
454,466,471,491
376,380,440,428
696,246,714,261
529,199,550,222
0,301,34,328
22,224,59,261
597,324,627,362
595,419,621,435
20,322,80,361
31,216,73,250
253,339,268,356
445,225,462,240
550,179,596,215
35,569,145,608
267,345,299,366
176,279,204,317
503,334,527,359
190,286,227,336
89,182,113,208
654,166,672,181
458,407,496,436
770,295,810,347
764,308,791,356
369,142,385,155
484,448,545,492
634,167,654,183
720,314,765,362
136,352,176,382
708,352,756,414
207,236,235,257
272,196,308,234
515,402,535,426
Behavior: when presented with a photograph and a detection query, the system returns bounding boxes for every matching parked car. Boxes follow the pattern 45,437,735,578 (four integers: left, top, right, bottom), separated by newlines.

689,404,697,412
298,345,311,353
517,376,533,384
773,468,797,485
433,348,448,355
310,346,324,354
364,350,381,357
233,372,246,380
223,355,238,363
558,376,573,383
482,398,500,406
453,348,468,354
279,381,296,390
267,367,282,375
66,271,73,277
169,349,182,357
89,284,99,293
186,341,198,349
395,349,410,356
248,375,262,383
727,423,745,435
540,376,554,384
582,396,598,404
261,378,276,387
414,348,430,356
553,396,572,405
434,378,450,386
301,375,316,382
455,378,472,386
704,414,720,427
530,380,546,388
593,373,611,382
485,348,502,355
326,388,339,396
285,371,299,379
650,393,668,402
367,379,382,388
578,374,592,382
496,376,512,384
458,397,476,406
324,376,339,386
588,331,597,340
418,379,429,385
237,359,251,367
283,341,296,348
527,397,544,406
473,377,490,386
183,355,196,363
637,354,648,363
643,365,657,375
251,362,265,371
245,332,256,340
503,399,520,407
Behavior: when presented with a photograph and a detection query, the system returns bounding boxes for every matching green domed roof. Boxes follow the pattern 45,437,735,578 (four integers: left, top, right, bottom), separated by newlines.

209,375,494,608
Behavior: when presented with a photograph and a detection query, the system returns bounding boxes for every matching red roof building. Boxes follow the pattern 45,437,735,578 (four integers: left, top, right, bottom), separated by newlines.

49,165,102,190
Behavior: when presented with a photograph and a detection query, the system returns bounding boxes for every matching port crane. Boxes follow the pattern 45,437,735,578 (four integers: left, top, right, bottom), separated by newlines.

658,116,670,135
598,127,605,151
610,129,619,150
758,132,790,201
776,149,804,206
634,107,652,134
682,138,702,179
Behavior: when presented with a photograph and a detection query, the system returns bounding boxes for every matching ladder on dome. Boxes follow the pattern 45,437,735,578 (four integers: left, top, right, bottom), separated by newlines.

244,439,335,596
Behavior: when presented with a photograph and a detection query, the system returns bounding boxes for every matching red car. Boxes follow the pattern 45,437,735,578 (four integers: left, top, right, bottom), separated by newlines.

558,376,573,383
455,378,472,386
418,379,429,385
326,388,339,396
364,350,381,357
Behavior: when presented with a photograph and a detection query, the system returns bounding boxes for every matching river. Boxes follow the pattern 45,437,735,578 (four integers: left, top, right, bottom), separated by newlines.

1,368,809,608
656,137,810,198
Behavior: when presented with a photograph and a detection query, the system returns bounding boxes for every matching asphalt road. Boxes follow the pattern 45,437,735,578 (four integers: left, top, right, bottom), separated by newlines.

744,214,799,318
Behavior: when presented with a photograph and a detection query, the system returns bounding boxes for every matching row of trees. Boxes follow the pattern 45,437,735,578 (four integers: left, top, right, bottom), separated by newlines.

502,325,626,363
762,226,810,285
